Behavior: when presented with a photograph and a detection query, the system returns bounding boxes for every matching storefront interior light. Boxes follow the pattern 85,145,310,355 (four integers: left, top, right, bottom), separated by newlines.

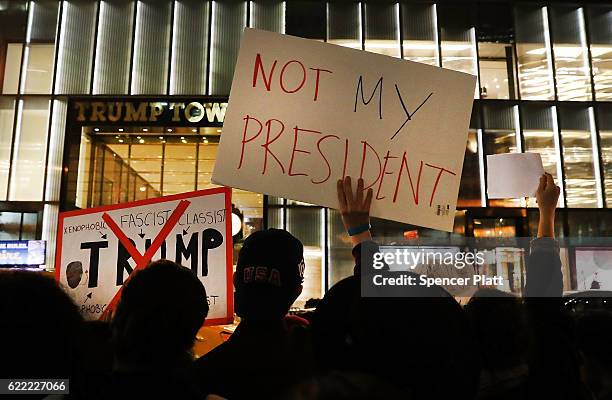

94,128,99,132
216,129,222,133
167,129,172,132
143,128,148,132
118,128,124,132
192,129,197,132
159,136,163,140
139,139,145,144
118,139,123,143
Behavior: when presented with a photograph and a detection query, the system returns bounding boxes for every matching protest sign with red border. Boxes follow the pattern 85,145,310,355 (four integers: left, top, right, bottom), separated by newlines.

55,187,233,325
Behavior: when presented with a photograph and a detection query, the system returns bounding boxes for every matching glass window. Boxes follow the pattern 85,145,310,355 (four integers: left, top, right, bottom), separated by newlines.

54,0,97,94
131,0,172,95
558,105,599,207
0,212,22,240
514,6,555,100
457,130,482,207
286,207,323,305
129,141,162,195
364,3,399,57
326,2,361,49
476,3,517,99
285,1,325,40
438,3,478,77
251,1,284,33
2,44,23,94
401,2,438,66
197,140,218,190
93,0,135,95
210,0,247,95
0,98,16,200
328,209,353,286
170,0,210,95
598,104,612,207
521,104,563,207
587,6,612,101
8,98,50,201
482,104,521,206
21,1,59,94
549,6,592,101
0,1,28,93
163,142,196,195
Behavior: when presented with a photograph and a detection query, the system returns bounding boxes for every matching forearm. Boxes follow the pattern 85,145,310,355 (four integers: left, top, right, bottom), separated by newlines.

349,230,372,246
537,210,555,238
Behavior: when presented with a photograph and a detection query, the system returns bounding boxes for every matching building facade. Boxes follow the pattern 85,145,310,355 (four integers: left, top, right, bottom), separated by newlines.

0,0,611,301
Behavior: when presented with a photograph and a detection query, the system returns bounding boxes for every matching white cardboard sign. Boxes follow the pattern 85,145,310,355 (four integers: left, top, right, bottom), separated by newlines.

486,153,545,198
212,29,476,231
55,188,233,324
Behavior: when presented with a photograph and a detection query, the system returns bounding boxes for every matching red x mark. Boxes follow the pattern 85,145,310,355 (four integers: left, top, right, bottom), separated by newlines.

99,199,191,320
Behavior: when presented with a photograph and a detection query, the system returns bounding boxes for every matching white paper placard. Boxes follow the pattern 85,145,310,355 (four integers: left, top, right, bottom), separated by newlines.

212,28,476,231
486,153,545,198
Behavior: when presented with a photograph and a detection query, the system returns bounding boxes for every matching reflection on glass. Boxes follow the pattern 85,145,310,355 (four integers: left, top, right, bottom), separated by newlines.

478,43,516,99
401,3,438,66
598,105,612,207
9,98,50,201
482,104,521,206
559,106,598,207
364,3,399,57
438,4,477,77
588,6,612,101
457,130,482,207
515,6,555,100
550,7,592,101
0,99,16,200
521,105,562,207
326,2,361,50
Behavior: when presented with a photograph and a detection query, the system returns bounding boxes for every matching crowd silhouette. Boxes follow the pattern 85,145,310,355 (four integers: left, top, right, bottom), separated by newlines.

1,174,611,400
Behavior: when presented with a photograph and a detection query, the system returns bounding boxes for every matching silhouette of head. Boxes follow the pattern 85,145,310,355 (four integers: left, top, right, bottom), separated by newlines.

0,270,83,378
112,260,209,367
234,229,305,320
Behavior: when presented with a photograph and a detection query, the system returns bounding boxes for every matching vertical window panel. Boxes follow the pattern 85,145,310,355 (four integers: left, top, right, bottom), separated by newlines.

131,0,172,95
210,0,246,95
587,6,612,101
401,2,438,66
457,129,482,207
326,2,360,49
170,0,210,95
285,1,324,40
0,0,28,93
55,0,97,94
559,105,598,207
286,207,323,305
163,143,196,195
21,1,59,94
9,98,50,201
93,0,134,95
0,98,16,200
476,3,517,100
328,209,353,286
438,3,478,76
514,6,555,100
2,44,24,94
251,0,284,33
482,104,521,207
598,104,612,207
522,104,563,207
550,6,592,101
45,99,66,202
364,3,399,57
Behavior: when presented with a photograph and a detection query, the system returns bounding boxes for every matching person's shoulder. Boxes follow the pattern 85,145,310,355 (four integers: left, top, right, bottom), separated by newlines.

194,340,236,371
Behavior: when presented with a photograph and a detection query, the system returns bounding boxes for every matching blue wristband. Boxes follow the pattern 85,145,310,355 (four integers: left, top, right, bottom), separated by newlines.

347,223,371,236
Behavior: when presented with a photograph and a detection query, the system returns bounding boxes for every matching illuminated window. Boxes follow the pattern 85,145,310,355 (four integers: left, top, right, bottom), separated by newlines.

521,104,563,207
326,2,361,50
559,105,599,207
401,2,438,66
438,4,478,77
598,104,612,207
587,6,612,101
549,6,592,101
0,99,16,200
515,6,555,100
364,3,399,57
